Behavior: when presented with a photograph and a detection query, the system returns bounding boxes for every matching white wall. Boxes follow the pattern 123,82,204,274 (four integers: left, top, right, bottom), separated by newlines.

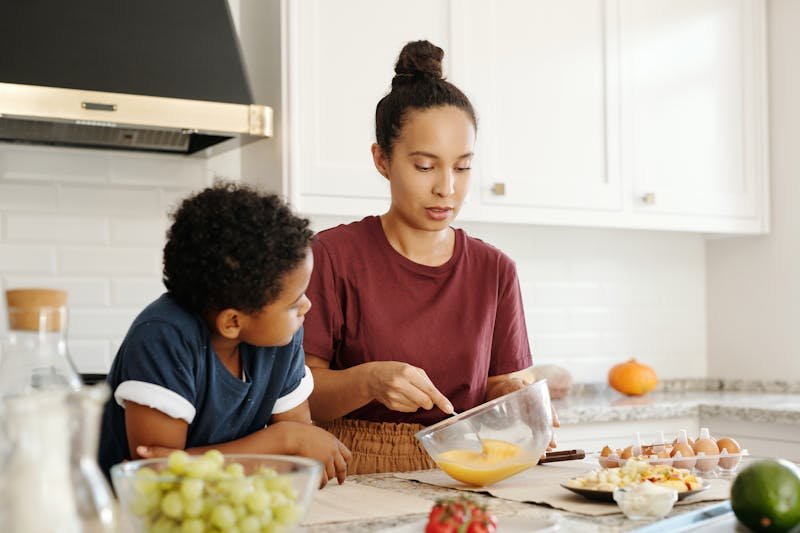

0,0,709,381
706,0,800,381
0,142,708,381
306,216,707,384
0,144,239,371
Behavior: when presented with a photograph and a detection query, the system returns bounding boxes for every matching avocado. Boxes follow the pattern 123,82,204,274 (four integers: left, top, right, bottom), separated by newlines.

731,458,800,532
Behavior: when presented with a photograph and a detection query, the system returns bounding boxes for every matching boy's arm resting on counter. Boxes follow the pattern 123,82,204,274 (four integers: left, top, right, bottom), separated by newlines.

270,398,313,424
125,401,189,457
127,400,351,486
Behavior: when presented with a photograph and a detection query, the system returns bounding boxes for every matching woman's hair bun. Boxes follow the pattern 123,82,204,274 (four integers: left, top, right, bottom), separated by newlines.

394,40,444,80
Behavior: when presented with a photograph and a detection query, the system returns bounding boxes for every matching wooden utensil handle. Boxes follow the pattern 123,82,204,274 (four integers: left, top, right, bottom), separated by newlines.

538,449,585,464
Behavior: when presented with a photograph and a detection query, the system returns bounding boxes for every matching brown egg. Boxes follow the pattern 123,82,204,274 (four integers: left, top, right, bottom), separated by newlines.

716,437,742,470
693,437,720,473
598,445,620,468
620,445,634,459
673,436,695,447
670,442,697,469
647,448,673,466
599,445,620,467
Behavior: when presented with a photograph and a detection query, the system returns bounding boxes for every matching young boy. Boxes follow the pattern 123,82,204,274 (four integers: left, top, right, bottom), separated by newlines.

99,183,350,487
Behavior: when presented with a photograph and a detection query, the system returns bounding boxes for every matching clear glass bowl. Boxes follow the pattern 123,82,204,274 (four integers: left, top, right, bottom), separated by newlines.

613,482,678,520
415,379,553,486
111,453,321,533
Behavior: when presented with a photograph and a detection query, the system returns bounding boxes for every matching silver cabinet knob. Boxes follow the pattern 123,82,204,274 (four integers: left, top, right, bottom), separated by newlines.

491,182,506,196
642,192,656,205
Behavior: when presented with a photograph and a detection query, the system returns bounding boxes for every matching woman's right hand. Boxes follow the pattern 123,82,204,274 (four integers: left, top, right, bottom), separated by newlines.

275,421,352,488
365,361,454,414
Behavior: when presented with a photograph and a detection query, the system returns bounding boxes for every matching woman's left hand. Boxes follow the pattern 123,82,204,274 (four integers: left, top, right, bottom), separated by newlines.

548,404,560,450
485,376,527,401
486,376,560,455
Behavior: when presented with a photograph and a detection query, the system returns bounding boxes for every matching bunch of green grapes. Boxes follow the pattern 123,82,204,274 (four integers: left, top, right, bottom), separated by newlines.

128,450,301,533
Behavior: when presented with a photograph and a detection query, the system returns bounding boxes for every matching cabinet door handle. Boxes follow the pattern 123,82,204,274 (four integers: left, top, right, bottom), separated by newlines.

642,192,656,205
491,182,506,196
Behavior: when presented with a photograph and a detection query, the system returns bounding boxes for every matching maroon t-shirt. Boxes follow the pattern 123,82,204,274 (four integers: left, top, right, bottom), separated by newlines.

303,216,532,425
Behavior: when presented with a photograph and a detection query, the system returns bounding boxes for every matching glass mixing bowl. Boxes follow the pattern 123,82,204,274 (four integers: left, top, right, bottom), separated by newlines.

111,453,321,533
415,379,554,486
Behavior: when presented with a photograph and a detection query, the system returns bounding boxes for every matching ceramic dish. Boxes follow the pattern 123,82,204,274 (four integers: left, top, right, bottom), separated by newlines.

559,481,711,502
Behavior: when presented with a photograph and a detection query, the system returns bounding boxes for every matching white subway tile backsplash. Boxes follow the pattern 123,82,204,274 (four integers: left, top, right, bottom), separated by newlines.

598,283,634,306
161,188,200,213
69,308,140,339
110,153,209,187
3,276,109,305
59,247,160,275
0,145,109,183
110,339,122,358
532,332,602,358
548,356,621,383
69,340,112,373
0,182,58,211
514,259,570,282
568,258,630,283
528,282,602,307
208,148,243,181
58,184,162,215
111,278,165,306
568,307,629,332
0,244,56,273
6,213,108,244
525,308,570,334
110,217,169,246
0,145,708,380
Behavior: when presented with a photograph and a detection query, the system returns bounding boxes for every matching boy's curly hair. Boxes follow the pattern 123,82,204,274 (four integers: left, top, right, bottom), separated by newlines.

163,182,313,315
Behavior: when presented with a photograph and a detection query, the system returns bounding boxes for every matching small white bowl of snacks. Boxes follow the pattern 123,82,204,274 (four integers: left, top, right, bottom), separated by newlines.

613,482,678,520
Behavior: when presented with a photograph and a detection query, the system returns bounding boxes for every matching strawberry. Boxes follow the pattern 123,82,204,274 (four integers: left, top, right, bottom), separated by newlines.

425,495,498,533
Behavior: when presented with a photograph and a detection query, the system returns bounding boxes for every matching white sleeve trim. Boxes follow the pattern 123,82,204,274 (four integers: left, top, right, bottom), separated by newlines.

271,365,314,414
115,380,196,424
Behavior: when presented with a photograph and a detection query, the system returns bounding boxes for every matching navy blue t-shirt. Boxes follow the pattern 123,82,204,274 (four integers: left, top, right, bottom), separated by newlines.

99,294,311,477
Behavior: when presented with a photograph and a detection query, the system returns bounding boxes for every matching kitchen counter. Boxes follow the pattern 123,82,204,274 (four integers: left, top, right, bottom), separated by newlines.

298,384,800,531
298,471,730,532
552,387,800,426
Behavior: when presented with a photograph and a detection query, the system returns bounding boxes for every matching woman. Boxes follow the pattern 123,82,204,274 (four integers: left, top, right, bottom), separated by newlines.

303,40,553,474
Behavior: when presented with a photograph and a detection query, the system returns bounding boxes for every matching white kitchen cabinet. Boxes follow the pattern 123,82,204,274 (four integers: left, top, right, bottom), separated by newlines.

556,417,699,453
701,417,800,463
455,0,621,215
267,0,768,234
284,0,451,216
621,0,770,234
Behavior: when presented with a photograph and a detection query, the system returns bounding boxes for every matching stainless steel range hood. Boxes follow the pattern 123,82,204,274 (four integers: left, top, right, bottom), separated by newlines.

0,0,272,156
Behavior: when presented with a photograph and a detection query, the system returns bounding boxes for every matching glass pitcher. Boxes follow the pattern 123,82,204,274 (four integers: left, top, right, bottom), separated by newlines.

1,288,82,395
0,384,117,532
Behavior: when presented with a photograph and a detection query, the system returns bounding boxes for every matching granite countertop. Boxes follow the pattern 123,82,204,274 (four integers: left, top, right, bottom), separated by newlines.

298,471,729,533
299,381,800,532
553,384,800,426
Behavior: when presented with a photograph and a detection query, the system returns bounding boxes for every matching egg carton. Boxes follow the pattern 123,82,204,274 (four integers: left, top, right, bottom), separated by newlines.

594,428,750,476
598,449,750,473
